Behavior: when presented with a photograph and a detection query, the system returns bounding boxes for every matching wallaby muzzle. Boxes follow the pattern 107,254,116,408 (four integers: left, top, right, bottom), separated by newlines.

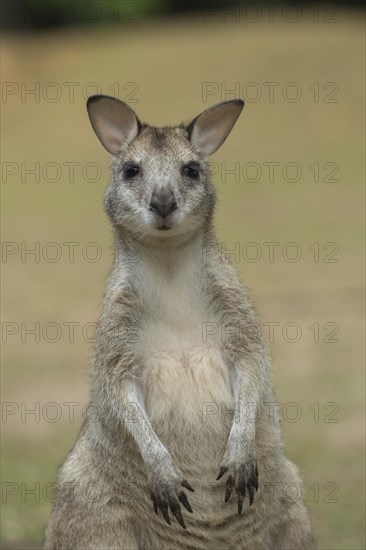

149,186,177,219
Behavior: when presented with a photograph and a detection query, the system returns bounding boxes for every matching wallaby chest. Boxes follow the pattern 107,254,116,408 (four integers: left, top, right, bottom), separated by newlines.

133,246,234,442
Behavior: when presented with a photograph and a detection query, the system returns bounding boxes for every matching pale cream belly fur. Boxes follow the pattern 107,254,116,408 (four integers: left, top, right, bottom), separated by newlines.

136,341,237,522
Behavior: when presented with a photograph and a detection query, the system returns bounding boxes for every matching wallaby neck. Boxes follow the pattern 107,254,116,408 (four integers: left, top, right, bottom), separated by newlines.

113,225,218,275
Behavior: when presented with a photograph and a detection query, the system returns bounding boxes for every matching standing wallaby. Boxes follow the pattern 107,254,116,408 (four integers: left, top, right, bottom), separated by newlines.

44,96,316,549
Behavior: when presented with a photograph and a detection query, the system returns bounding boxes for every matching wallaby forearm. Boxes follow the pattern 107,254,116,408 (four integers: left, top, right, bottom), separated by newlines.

203,254,269,506
205,250,270,414
93,297,171,467
115,373,173,469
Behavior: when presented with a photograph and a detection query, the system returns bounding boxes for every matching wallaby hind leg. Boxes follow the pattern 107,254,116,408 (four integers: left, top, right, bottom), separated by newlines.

271,459,316,550
44,500,138,550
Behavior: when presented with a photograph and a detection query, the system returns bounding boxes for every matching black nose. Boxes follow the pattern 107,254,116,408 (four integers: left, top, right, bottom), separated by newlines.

149,188,177,219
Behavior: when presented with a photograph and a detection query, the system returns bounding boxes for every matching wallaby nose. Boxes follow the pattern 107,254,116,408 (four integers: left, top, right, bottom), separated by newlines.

149,188,177,219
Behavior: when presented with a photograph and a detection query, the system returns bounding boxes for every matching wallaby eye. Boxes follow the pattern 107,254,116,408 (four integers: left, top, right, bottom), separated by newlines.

122,163,140,179
182,163,200,180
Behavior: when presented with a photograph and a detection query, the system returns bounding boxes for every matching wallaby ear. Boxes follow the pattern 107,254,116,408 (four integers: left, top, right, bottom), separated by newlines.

187,100,244,156
87,95,140,155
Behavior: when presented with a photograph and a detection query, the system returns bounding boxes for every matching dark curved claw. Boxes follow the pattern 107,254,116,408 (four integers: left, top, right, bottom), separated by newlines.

248,462,259,506
252,463,259,491
225,475,234,503
151,493,158,515
158,498,171,525
216,466,228,481
178,491,193,513
182,479,195,492
237,477,246,514
170,497,186,529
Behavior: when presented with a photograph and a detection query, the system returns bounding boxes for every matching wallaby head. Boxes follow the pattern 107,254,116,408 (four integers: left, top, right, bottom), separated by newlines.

87,96,244,243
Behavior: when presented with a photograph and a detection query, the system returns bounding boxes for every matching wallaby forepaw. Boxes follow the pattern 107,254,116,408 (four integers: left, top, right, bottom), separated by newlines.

217,458,258,514
149,473,194,529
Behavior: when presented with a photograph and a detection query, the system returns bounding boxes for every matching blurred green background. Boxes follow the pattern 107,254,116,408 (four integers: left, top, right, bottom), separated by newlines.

1,3,365,549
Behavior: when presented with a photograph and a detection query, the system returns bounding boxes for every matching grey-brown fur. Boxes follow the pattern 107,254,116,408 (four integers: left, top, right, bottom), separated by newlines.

44,96,316,549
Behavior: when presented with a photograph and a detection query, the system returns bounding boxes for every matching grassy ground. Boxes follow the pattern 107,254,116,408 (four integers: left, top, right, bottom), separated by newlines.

1,11,365,549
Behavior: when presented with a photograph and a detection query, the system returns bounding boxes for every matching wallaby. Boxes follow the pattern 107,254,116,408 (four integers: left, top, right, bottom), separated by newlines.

44,96,316,549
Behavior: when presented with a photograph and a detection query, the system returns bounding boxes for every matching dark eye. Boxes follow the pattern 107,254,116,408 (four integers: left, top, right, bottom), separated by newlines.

122,163,140,179
182,163,200,180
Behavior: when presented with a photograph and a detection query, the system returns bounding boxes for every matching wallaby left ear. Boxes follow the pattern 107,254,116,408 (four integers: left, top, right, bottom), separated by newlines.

87,95,140,155
187,99,244,156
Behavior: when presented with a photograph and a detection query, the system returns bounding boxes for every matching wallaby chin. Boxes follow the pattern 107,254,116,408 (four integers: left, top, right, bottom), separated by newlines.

44,97,316,550
122,228,203,252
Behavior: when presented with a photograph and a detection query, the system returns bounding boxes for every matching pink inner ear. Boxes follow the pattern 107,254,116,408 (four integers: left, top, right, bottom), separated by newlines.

89,100,139,155
190,103,243,156
102,122,136,154
103,127,124,155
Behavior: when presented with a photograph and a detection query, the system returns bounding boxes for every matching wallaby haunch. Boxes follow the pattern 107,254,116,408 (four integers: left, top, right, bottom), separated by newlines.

44,96,316,549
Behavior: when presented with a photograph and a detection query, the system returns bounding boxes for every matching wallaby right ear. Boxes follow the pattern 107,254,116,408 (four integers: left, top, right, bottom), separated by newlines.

187,100,244,156
87,95,140,155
